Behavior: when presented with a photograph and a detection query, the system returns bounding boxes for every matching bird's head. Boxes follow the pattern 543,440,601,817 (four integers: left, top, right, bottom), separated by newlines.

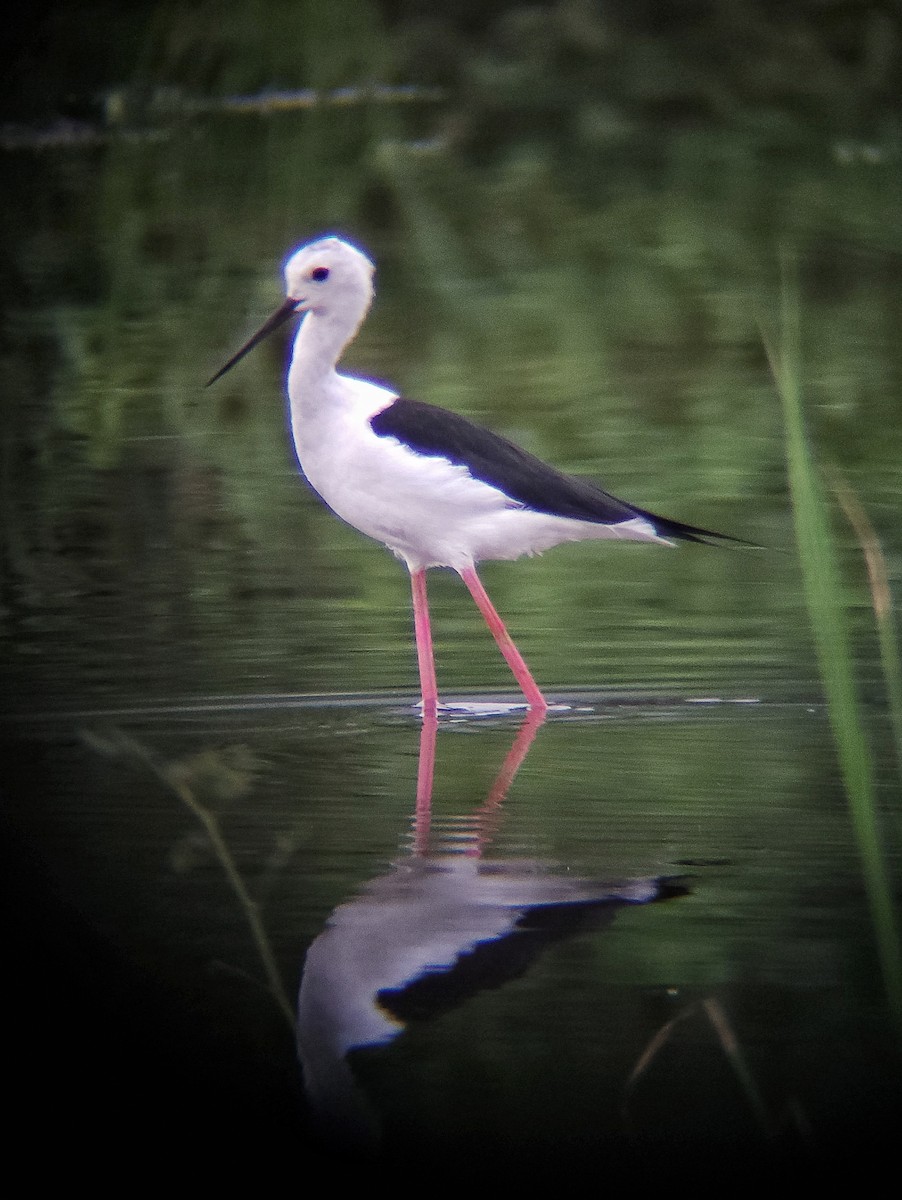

206,235,375,387
284,236,375,317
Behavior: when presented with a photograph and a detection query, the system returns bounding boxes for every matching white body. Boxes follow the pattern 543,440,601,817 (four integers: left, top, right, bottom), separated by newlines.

290,367,661,572
281,238,665,573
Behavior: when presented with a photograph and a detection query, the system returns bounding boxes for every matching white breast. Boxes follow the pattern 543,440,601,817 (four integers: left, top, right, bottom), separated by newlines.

290,373,665,571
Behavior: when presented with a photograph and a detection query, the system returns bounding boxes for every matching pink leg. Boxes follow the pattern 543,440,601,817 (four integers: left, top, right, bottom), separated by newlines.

410,568,439,718
413,713,438,854
459,566,549,712
469,707,547,855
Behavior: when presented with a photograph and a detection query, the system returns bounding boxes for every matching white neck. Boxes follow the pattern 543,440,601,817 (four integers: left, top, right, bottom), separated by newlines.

288,297,370,395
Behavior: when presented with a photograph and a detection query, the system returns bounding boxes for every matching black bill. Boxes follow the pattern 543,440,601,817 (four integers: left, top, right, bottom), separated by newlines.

206,296,301,386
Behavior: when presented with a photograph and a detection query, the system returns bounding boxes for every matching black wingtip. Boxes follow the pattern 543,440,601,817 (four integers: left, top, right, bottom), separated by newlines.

642,511,762,548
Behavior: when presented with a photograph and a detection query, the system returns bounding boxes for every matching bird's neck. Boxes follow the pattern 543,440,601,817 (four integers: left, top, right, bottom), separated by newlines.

288,306,367,397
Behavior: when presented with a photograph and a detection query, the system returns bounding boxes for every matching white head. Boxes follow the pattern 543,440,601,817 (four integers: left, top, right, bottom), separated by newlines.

284,236,375,318
206,234,376,386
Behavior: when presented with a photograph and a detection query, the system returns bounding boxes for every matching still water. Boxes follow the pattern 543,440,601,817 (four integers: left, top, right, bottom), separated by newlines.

2,100,901,1176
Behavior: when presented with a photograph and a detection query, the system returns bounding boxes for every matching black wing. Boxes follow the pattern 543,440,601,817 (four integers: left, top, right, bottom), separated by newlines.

370,397,739,545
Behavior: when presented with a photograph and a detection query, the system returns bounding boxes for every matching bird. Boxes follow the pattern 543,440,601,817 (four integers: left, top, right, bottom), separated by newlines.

297,852,673,1147
207,234,739,717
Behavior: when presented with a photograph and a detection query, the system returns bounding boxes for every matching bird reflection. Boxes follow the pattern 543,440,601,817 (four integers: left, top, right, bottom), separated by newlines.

296,711,684,1151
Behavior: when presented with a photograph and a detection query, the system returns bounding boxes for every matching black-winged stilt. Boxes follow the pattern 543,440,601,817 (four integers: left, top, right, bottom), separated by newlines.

208,235,737,716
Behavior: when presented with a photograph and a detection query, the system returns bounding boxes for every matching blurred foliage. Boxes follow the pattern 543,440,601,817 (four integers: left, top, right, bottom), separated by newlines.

3,0,902,707
5,1,902,148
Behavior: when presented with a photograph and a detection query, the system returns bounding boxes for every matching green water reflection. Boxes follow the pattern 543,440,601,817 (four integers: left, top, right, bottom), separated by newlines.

5,106,901,710
5,699,897,1173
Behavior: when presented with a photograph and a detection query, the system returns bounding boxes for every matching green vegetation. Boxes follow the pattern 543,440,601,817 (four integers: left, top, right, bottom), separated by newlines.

766,261,902,1035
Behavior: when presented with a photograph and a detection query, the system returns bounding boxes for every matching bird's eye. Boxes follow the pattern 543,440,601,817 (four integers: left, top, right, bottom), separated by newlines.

310,267,330,282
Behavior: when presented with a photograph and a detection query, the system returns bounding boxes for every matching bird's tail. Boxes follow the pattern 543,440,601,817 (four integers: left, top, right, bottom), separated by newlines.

635,508,757,547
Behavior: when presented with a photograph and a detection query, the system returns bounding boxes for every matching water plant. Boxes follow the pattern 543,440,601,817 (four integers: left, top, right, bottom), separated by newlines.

765,260,902,1038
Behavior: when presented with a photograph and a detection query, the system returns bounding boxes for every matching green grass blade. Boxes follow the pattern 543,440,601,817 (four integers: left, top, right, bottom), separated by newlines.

768,261,902,1036
830,472,902,796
